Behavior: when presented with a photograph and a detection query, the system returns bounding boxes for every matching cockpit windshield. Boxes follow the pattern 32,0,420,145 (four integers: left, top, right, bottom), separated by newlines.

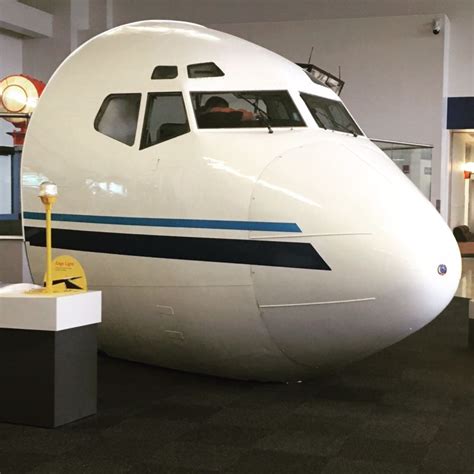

191,91,305,129
300,93,363,136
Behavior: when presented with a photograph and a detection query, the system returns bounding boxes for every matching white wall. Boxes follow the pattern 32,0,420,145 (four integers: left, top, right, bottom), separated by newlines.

442,3,474,97
21,0,71,81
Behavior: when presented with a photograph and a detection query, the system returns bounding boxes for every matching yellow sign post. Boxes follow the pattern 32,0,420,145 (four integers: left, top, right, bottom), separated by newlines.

28,181,88,296
38,181,58,293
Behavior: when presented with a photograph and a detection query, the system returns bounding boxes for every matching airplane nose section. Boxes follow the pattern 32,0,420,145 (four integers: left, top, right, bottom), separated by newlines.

249,139,461,374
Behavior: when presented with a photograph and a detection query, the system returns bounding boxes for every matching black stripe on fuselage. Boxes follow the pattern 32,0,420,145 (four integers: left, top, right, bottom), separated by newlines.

24,227,331,271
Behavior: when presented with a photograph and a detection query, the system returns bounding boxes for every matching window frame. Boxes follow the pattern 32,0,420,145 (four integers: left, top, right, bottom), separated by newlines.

94,93,142,147
139,91,191,150
191,90,307,130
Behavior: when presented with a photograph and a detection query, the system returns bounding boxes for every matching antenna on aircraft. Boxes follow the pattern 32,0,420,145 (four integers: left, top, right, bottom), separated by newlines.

307,46,314,64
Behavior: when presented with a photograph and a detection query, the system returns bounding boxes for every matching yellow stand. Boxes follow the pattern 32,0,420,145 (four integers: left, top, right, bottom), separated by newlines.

28,181,87,296
41,195,56,294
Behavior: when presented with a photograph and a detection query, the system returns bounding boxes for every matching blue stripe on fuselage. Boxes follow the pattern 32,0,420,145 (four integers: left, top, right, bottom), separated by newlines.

23,212,302,233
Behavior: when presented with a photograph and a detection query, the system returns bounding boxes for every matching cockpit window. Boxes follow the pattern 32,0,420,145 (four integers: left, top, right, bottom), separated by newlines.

140,92,190,150
188,62,224,78
151,66,178,79
300,93,363,136
94,93,141,146
191,91,306,129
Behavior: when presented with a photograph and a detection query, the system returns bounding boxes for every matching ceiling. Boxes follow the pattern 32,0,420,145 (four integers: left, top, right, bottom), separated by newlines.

18,0,474,26
109,0,473,25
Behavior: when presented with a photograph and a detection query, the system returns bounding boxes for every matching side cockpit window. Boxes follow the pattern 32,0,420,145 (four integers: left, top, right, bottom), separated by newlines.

94,94,141,146
140,92,190,150
300,93,363,136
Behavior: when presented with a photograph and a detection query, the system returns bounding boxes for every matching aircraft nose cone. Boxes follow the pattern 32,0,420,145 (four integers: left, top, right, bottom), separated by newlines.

371,178,461,334
375,214,461,331
249,139,461,376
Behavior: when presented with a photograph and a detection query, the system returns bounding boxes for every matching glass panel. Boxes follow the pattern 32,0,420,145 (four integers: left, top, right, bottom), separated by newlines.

188,62,224,78
373,139,433,200
151,66,178,80
300,93,362,135
94,94,141,146
449,132,474,229
0,155,11,214
0,148,21,236
192,91,305,129
140,92,190,149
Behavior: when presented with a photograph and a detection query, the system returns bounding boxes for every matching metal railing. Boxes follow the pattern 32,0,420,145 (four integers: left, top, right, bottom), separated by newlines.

372,139,433,200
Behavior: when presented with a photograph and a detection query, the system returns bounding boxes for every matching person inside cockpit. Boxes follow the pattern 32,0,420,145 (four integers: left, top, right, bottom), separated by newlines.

197,96,255,128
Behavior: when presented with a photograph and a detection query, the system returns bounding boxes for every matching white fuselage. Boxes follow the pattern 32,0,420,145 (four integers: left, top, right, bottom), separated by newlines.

21,21,461,381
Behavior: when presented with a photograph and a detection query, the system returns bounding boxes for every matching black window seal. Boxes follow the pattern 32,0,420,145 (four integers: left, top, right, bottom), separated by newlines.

94,93,141,147
139,91,191,150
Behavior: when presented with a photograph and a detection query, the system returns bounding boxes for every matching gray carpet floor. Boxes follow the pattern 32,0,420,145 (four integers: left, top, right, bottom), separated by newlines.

0,297,473,473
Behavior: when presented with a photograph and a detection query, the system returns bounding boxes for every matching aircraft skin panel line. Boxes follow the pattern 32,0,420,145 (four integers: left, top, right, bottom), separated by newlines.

23,212,301,233
249,232,373,240
259,297,377,309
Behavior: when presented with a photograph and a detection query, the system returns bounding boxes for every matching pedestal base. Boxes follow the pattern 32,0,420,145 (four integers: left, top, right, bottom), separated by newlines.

469,300,474,350
0,324,97,428
0,290,101,428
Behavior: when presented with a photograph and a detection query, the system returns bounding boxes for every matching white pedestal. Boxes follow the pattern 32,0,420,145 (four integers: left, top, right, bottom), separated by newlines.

0,290,101,331
0,290,101,427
